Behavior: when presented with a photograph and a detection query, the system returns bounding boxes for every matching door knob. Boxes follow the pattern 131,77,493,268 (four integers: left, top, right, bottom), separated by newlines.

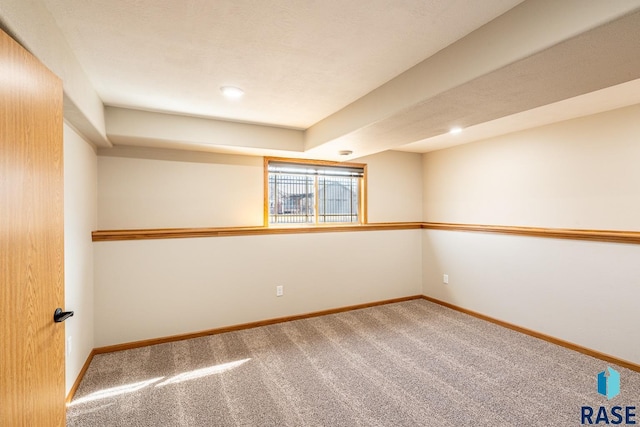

53,308,74,323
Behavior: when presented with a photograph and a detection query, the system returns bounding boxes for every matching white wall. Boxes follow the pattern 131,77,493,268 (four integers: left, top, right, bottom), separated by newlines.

63,123,97,393
423,230,640,364
355,150,423,223
422,104,640,364
97,147,423,229
94,230,422,347
97,147,264,229
94,147,424,346
423,104,640,229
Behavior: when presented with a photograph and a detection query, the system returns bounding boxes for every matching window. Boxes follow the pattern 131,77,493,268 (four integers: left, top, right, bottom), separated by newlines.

265,158,366,225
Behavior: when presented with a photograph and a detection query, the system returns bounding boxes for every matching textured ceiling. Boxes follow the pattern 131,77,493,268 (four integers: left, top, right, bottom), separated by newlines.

40,0,524,129
16,0,639,159
309,10,640,157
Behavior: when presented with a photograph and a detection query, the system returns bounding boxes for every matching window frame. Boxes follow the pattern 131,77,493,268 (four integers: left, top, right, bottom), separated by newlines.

263,157,367,227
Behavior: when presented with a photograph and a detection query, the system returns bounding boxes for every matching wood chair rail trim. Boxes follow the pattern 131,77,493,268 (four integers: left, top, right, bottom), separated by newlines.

93,221,640,244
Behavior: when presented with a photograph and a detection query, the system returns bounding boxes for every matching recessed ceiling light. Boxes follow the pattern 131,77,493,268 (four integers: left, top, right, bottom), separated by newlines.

339,150,353,156
220,86,244,99
449,127,463,135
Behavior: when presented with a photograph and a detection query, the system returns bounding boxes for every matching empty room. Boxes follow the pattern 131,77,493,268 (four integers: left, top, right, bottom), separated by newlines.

1,1,640,426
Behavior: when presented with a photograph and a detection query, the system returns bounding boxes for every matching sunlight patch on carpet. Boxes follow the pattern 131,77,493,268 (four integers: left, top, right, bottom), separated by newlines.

156,358,251,387
68,377,163,406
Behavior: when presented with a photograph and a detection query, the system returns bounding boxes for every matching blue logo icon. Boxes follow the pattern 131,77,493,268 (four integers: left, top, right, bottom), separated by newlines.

597,367,620,400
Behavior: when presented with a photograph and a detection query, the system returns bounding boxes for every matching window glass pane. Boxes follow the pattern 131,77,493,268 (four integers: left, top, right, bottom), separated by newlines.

318,176,359,223
267,159,364,225
269,173,315,224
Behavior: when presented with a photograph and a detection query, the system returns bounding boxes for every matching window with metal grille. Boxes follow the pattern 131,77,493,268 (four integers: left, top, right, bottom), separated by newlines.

265,158,366,225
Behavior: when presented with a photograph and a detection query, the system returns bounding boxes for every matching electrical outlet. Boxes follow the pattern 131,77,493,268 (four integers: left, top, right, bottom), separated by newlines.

276,285,283,297
67,336,72,357
443,274,449,284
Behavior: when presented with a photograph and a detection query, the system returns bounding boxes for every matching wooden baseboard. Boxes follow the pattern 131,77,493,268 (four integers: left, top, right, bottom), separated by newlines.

421,295,640,373
66,349,96,404
69,293,637,405
93,295,423,355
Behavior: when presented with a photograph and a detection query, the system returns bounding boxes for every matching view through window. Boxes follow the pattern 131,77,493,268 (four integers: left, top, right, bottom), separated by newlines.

266,159,366,225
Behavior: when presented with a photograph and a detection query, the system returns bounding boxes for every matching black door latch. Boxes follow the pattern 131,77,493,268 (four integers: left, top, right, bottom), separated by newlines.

54,308,74,323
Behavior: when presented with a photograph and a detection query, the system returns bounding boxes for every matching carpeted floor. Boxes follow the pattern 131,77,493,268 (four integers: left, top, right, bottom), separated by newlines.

67,299,640,426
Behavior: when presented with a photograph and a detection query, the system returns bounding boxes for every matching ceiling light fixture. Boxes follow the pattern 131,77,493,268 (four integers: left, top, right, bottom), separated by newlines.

339,150,353,156
220,86,244,99
449,127,463,135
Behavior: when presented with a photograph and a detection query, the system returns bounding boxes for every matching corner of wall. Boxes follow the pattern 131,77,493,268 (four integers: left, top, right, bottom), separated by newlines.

63,123,98,394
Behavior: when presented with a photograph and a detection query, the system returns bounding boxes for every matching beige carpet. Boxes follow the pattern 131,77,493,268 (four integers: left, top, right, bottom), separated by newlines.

67,299,640,426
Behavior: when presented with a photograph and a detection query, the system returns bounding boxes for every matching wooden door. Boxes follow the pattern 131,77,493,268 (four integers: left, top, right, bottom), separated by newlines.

0,29,65,426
